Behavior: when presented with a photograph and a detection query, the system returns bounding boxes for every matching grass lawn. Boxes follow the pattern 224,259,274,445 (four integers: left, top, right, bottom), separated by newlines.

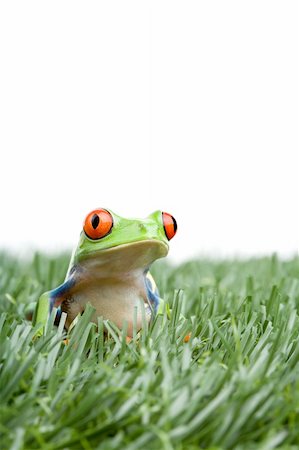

0,252,298,450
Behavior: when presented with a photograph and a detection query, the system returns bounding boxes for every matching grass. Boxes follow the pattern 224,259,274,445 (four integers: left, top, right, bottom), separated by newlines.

0,251,298,450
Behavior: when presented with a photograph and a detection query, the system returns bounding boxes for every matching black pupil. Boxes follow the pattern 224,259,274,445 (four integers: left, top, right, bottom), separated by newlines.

91,214,100,229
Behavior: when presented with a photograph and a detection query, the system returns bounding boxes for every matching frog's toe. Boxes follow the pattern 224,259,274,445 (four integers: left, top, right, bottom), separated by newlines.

183,333,191,343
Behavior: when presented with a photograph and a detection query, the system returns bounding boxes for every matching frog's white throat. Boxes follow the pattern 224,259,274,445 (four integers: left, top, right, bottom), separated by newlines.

78,239,169,278
63,240,168,334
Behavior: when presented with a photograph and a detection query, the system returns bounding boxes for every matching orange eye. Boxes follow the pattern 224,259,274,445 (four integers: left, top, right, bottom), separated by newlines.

162,212,177,240
83,208,113,240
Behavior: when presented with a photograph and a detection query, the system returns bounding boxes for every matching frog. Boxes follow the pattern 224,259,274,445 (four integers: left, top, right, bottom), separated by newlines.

33,208,177,337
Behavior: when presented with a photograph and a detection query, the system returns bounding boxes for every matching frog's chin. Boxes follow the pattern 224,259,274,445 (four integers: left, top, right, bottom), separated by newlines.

79,239,169,274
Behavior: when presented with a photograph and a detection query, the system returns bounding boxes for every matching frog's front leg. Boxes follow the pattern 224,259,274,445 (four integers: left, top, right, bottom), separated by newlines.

144,271,162,314
32,291,52,336
32,277,76,336
145,272,191,342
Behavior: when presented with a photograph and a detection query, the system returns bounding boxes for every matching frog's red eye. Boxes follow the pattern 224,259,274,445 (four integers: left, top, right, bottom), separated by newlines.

83,208,113,240
162,212,177,240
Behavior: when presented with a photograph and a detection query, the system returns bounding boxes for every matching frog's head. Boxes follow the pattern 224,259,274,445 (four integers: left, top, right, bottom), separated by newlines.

73,208,177,271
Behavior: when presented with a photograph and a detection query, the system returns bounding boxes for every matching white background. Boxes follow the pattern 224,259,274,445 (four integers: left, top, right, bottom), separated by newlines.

0,1,298,262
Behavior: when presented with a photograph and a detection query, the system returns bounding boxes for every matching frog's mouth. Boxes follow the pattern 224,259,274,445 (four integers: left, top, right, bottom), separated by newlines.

79,239,169,274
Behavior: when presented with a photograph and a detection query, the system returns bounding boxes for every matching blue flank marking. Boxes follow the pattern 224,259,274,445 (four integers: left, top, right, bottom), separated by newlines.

144,272,161,313
49,276,76,312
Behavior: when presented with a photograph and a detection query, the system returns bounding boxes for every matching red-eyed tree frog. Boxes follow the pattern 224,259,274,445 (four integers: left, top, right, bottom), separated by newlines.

33,208,177,337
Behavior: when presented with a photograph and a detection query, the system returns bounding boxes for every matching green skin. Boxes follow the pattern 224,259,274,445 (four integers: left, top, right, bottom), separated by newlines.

33,209,171,337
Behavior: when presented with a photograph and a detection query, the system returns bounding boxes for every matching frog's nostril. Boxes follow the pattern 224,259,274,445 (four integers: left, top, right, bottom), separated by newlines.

162,212,177,240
